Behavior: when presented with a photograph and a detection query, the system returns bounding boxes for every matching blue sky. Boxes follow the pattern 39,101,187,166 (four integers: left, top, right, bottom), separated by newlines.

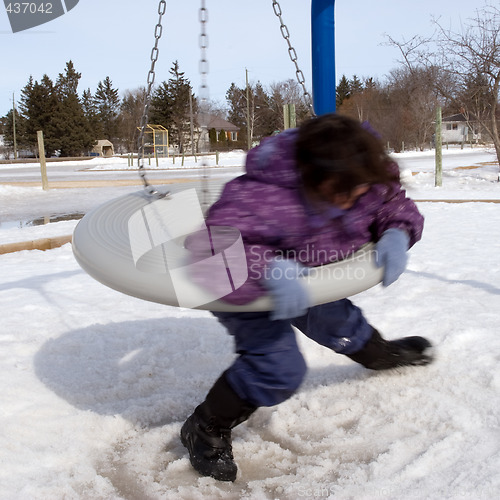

0,0,488,117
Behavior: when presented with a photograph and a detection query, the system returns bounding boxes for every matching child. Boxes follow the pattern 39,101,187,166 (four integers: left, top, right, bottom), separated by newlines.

180,113,432,482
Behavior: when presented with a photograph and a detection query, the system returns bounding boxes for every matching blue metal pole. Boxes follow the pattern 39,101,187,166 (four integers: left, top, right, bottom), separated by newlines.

311,0,336,115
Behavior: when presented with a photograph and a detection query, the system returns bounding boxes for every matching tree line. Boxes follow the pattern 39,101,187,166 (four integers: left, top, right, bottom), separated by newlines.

1,61,123,158
1,3,498,167
0,56,312,158
337,1,500,170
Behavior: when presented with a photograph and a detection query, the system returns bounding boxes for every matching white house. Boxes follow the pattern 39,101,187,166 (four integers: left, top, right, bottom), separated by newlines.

441,114,481,143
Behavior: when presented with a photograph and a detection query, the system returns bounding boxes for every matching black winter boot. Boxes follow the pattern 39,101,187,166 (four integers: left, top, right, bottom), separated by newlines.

180,373,256,482
347,329,433,370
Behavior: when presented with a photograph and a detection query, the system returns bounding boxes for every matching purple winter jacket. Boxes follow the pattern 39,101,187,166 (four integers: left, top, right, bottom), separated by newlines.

198,128,424,305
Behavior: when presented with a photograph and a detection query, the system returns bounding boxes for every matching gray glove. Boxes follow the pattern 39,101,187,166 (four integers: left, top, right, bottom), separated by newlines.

262,259,311,320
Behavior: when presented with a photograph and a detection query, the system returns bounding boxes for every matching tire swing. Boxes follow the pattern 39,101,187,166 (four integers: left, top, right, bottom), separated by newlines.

72,0,383,311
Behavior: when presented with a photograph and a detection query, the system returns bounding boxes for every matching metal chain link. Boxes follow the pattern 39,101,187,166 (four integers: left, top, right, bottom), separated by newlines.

271,0,315,116
137,0,168,198
137,1,307,197
198,0,210,213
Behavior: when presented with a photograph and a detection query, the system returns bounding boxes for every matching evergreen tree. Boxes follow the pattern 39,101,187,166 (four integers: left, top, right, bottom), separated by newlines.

150,61,193,153
49,61,94,156
350,75,364,95
209,127,217,145
55,60,80,97
218,129,227,144
94,77,120,142
48,94,93,156
82,88,102,139
364,77,376,90
19,74,58,154
253,82,275,138
226,83,247,131
167,61,193,153
336,75,351,108
225,81,271,147
150,81,172,126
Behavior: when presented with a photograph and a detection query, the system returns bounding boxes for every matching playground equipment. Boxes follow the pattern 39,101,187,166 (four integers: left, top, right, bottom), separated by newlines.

72,0,384,311
138,124,169,158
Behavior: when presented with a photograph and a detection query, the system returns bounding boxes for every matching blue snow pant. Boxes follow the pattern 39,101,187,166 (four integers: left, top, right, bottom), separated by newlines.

212,299,373,408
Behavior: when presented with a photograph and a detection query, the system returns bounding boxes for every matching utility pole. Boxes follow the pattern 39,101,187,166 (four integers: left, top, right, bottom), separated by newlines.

189,92,195,155
246,69,251,150
12,93,18,160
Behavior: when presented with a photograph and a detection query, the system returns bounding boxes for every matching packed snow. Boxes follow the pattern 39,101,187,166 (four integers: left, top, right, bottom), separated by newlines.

0,146,499,499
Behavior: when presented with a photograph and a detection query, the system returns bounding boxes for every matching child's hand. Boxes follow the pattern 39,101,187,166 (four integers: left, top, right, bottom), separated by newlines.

262,260,311,320
375,228,410,286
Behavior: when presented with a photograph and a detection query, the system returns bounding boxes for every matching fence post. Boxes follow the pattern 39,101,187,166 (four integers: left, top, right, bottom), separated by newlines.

37,130,49,191
283,104,297,129
283,104,290,129
288,104,296,128
435,107,442,187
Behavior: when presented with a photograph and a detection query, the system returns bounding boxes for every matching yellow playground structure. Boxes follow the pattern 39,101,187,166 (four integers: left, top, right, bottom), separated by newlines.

138,124,169,157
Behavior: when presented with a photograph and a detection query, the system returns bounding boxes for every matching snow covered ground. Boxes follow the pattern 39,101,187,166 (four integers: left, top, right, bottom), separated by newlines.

1,147,500,499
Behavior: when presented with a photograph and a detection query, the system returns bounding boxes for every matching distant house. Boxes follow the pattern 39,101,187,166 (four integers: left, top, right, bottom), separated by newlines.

441,114,481,143
196,114,240,151
203,115,240,142
92,139,114,157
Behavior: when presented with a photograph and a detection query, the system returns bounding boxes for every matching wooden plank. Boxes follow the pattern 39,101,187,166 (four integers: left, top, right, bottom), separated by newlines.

0,235,73,255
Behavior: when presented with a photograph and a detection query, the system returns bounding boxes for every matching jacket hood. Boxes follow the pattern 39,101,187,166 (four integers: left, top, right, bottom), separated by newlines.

244,129,301,189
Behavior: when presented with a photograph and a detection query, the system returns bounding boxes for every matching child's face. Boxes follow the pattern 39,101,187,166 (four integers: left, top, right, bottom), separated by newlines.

330,184,370,210
316,181,370,210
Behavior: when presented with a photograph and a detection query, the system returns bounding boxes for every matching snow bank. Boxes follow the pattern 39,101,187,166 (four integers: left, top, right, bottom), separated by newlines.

0,148,499,499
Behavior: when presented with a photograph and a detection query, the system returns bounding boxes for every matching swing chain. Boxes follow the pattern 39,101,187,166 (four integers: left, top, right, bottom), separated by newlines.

271,0,315,116
199,0,210,213
137,0,169,198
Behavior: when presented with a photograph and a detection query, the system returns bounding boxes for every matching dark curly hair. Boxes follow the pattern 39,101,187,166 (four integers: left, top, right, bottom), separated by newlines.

296,114,399,199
